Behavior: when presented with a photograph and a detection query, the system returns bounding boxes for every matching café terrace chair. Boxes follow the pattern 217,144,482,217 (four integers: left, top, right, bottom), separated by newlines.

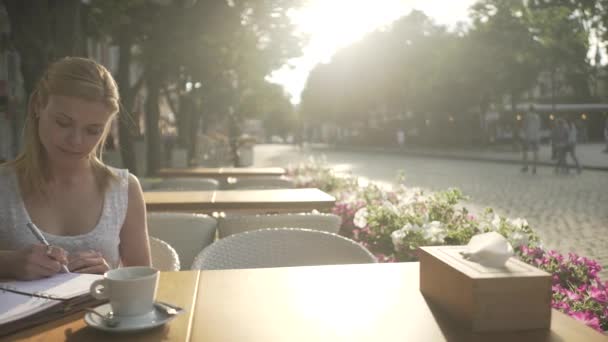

190,228,376,270
145,177,220,191
221,176,295,190
147,212,218,270
149,236,181,271
217,212,342,238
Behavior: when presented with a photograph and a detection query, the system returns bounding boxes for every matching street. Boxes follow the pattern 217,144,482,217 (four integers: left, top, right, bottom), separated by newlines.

254,144,608,278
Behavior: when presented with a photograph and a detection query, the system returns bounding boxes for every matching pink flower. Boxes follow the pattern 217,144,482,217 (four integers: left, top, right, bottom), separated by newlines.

570,311,602,332
552,301,571,313
589,286,607,303
374,253,396,263
551,284,561,293
565,290,582,301
547,250,564,261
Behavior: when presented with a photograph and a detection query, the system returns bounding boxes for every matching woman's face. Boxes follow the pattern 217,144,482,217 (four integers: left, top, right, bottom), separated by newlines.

37,95,114,164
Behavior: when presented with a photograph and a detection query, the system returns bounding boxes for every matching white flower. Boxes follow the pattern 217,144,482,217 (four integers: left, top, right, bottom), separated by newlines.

353,207,368,228
338,192,358,205
402,223,423,233
490,214,501,230
509,231,529,247
397,192,417,206
507,218,528,230
296,175,313,185
421,211,431,223
422,221,447,244
381,200,399,214
397,187,427,206
391,228,408,250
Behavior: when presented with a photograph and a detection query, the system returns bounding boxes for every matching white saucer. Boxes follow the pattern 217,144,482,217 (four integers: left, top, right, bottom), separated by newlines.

84,303,178,333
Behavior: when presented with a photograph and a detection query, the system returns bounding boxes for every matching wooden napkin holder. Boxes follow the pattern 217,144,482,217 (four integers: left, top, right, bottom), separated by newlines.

419,245,552,332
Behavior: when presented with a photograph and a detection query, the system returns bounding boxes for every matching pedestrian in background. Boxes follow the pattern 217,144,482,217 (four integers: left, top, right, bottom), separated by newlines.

521,105,541,174
550,119,559,160
554,118,569,174
564,119,582,174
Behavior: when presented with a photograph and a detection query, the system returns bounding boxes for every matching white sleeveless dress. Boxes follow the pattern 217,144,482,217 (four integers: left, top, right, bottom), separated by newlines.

0,165,129,268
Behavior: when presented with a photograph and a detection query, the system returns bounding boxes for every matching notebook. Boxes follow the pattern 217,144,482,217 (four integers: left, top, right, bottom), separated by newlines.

0,273,104,336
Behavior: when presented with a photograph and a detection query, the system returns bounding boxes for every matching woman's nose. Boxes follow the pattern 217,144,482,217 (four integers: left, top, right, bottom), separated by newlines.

67,128,83,146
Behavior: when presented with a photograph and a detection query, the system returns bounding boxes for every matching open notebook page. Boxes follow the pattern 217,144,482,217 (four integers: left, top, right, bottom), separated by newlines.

0,273,102,325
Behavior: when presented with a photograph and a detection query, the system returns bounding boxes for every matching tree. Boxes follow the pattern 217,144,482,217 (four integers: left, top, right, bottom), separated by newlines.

469,0,542,112
3,0,85,101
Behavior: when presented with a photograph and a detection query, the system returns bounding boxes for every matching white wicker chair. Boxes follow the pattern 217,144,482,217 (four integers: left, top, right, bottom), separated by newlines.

149,236,180,271
147,213,218,270
218,212,342,238
139,177,162,191
146,177,220,191
221,176,295,190
191,228,376,270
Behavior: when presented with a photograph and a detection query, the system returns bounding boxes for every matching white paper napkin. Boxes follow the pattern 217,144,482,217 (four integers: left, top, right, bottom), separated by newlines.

459,232,514,268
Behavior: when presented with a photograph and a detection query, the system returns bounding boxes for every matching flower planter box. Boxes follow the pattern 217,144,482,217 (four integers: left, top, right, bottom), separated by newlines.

419,245,552,332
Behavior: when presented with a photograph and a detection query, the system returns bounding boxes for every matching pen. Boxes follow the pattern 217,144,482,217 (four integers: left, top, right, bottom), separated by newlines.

26,222,70,273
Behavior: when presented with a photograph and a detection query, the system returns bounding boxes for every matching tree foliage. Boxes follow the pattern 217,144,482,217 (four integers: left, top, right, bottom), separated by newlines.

299,0,600,145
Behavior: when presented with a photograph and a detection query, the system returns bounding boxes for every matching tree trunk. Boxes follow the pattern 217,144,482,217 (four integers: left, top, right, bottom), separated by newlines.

176,95,191,148
228,110,240,167
50,0,84,58
3,0,52,97
176,95,200,165
145,70,162,175
116,31,138,173
551,71,555,113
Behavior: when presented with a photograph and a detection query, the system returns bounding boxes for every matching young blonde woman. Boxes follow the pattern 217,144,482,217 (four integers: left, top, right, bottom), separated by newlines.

0,57,150,280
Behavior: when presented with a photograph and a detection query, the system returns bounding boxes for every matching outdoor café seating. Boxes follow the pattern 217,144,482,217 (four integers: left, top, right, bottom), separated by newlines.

149,236,181,271
142,177,220,191
221,176,295,190
147,212,218,270
217,212,342,238
143,188,336,215
190,228,377,270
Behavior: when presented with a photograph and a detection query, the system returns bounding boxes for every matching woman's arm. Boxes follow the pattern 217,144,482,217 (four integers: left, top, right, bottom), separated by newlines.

119,174,151,267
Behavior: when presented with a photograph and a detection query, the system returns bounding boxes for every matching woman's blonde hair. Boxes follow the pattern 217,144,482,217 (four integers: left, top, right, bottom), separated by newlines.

7,57,121,195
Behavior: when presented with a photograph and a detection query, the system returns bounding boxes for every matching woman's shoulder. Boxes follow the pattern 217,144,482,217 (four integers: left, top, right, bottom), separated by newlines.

105,166,141,191
105,165,129,181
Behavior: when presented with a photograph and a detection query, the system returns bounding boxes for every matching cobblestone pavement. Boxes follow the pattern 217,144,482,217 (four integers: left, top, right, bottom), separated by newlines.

254,144,608,279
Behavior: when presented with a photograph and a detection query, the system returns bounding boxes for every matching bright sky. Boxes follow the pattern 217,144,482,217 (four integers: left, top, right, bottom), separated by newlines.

269,0,478,104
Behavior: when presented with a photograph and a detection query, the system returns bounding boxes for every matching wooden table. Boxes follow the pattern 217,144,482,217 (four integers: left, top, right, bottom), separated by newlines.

156,167,286,179
144,188,336,214
5,263,607,342
2,271,201,342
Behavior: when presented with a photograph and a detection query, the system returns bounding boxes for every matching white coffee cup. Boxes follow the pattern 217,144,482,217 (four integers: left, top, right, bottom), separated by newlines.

90,266,159,317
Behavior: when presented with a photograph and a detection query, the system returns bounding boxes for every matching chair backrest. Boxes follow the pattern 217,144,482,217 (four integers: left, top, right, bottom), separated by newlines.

148,177,219,191
139,177,162,191
218,212,342,238
222,176,295,190
149,236,180,271
191,228,376,270
147,212,218,270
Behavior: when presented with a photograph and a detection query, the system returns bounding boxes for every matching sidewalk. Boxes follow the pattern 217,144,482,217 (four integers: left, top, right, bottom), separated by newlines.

320,143,608,171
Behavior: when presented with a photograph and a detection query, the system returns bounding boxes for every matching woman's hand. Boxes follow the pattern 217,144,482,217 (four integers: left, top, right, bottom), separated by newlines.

10,244,68,280
67,250,110,274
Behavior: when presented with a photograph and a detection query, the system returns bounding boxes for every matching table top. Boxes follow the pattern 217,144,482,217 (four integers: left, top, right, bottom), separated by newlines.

4,263,606,342
144,188,336,214
157,167,286,178
2,271,200,342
